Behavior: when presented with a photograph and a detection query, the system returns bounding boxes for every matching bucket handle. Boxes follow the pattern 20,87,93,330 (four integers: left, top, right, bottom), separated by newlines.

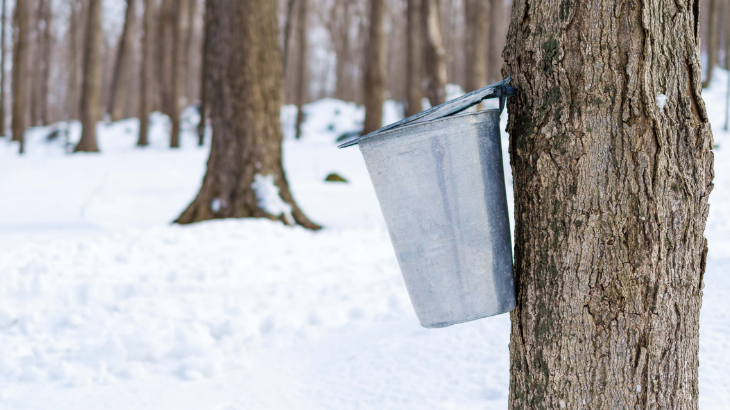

339,78,517,148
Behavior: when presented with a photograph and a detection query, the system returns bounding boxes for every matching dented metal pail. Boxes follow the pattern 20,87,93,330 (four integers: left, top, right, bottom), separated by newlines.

339,79,516,328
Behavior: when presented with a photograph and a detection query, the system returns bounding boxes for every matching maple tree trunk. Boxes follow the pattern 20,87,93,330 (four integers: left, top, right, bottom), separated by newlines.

108,0,136,122
406,0,424,117
421,0,446,107
138,0,156,147
176,0,319,230
75,0,102,152
197,0,210,146
294,0,308,139
169,0,187,148
362,0,387,135
38,0,52,126
503,0,714,407
11,0,27,152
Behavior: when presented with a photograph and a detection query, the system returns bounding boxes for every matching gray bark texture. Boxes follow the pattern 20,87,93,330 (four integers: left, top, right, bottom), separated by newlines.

176,0,320,230
502,0,714,407
362,0,387,135
75,0,102,152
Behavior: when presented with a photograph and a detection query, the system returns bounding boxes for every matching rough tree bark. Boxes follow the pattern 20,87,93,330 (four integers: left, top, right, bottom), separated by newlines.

406,0,424,117
75,0,103,152
294,0,308,139
488,0,507,83
139,0,156,147
0,0,6,135
421,0,447,107
702,0,717,88
362,0,387,135
176,0,320,230
464,0,488,93
502,0,714,406
107,0,136,122
11,0,27,152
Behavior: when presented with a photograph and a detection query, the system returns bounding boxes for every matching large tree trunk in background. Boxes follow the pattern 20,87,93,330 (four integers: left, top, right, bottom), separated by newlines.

294,0,308,139
11,0,28,153
67,0,81,120
0,0,6,135
464,0,487,93
38,0,52,126
421,0,446,107
169,0,188,148
406,0,423,117
74,0,102,152
488,0,507,83
702,0,718,88
197,0,210,146
138,0,156,147
107,0,136,122
362,0,387,135
503,0,714,406
176,0,319,230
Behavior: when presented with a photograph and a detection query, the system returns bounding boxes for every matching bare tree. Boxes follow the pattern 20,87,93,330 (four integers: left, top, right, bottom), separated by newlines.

11,0,28,152
197,0,209,146
139,0,158,146
75,0,103,152
362,0,387,135
176,0,319,230
421,0,446,106
0,0,6,135
107,0,137,121
406,0,423,117
36,0,52,126
294,0,308,138
464,0,487,93
487,0,507,83
503,0,714,407
703,0,718,88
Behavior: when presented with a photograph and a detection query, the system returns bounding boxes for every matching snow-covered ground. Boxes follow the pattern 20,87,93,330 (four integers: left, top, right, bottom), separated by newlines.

0,77,727,409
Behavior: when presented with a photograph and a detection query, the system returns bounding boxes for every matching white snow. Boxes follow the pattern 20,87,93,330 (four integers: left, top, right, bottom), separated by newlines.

0,78,728,409
252,174,293,223
657,93,668,113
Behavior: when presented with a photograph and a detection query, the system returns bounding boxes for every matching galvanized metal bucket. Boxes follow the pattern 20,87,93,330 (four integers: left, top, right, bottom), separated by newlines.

339,79,517,328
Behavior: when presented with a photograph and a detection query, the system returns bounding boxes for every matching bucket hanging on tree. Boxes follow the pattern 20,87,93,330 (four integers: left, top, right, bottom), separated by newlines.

339,78,517,328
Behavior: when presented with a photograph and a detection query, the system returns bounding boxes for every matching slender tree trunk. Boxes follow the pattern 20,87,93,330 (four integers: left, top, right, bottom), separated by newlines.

421,0,447,107
464,0,488,94
0,0,6,135
169,0,187,148
158,0,173,116
11,0,28,152
67,0,81,120
294,0,308,139
406,0,423,117
38,0,52,125
139,0,156,147
75,0,102,152
331,1,352,101
107,0,136,121
176,0,319,230
702,0,718,88
197,0,210,146
282,0,296,73
488,0,507,83
503,0,714,406
183,0,197,101
362,0,387,135
725,0,730,69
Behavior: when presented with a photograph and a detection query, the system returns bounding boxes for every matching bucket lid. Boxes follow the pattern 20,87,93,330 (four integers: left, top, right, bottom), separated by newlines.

338,78,516,148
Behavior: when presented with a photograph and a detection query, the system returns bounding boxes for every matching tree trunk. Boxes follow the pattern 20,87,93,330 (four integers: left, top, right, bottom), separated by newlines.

294,0,308,139
331,1,353,102
702,0,718,88
464,0,488,93
11,0,28,152
38,0,52,126
197,0,210,146
107,0,136,122
725,0,730,69
488,0,507,83
175,0,320,230
421,0,446,107
406,0,423,117
75,0,102,152
158,0,173,116
67,0,81,121
139,0,156,147
502,0,714,407
169,0,187,148
0,0,6,135
362,0,387,135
